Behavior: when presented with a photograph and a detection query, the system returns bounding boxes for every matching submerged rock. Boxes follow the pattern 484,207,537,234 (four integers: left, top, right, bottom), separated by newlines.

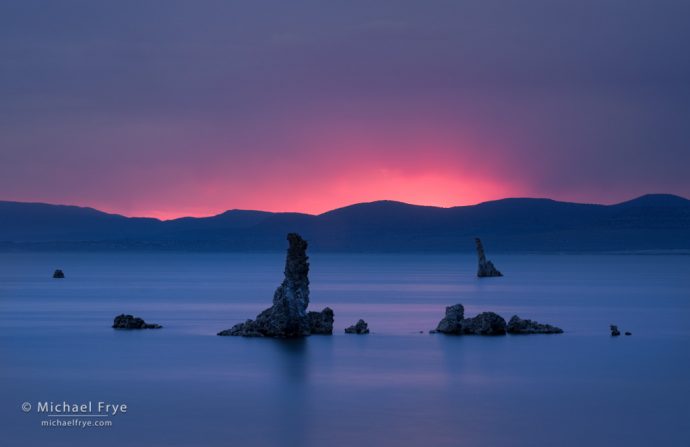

345,319,369,334
432,305,507,335
217,233,333,337
610,325,621,336
507,316,563,334
113,314,162,329
53,269,65,279
475,238,502,277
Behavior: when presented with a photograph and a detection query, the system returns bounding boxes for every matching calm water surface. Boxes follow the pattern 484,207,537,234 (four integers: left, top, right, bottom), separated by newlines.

1,253,689,446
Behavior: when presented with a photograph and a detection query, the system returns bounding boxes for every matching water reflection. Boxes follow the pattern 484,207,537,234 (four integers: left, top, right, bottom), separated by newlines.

2,253,690,446
271,338,309,383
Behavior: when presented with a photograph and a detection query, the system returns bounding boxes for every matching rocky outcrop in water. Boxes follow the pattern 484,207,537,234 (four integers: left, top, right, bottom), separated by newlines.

345,319,369,334
431,304,507,335
462,312,507,335
609,325,633,336
432,304,564,336
507,315,563,334
217,233,333,338
53,269,65,279
307,308,334,335
217,319,263,337
433,304,466,333
475,238,502,277
113,314,162,329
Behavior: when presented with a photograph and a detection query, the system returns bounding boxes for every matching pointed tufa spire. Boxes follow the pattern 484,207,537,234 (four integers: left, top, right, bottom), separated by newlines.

218,233,333,337
475,238,503,277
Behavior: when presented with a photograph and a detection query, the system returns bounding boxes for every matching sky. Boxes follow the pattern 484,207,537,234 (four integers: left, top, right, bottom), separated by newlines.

1,0,689,219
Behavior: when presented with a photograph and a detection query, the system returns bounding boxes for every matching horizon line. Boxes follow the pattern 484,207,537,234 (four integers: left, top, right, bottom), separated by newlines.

1,193,687,222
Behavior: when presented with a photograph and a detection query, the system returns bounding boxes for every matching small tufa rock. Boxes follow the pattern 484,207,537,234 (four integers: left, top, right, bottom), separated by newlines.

461,312,507,335
217,320,263,337
307,307,335,335
610,325,621,336
625,332,632,336
507,315,563,334
475,238,502,277
113,314,162,329
53,269,65,279
433,304,465,333
344,319,369,334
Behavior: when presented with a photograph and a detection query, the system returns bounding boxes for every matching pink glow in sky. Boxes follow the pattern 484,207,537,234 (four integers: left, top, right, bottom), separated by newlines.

1,1,689,219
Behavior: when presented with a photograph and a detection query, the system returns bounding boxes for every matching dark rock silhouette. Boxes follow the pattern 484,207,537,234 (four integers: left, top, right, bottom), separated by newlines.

433,304,465,333
432,305,564,335
507,316,563,334
475,238,502,277
610,325,621,336
52,269,65,279
461,312,507,335
432,304,507,335
625,331,632,336
218,233,333,337
217,320,262,337
307,308,334,335
113,314,162,329
345,319,369,334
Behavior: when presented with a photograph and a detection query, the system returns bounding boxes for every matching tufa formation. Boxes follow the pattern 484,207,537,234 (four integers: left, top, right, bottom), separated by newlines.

218,233,334,337
345,319,370,334
113,314,162,329
432,304,563,335
507,316,564,334
475,238,503,277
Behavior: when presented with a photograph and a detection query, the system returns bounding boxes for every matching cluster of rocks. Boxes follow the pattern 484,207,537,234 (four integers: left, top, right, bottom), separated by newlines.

217,233,334,337
345,319,369,334
507,316,564,334
107,235,622,340
431,304,563,335
53,269,65,279
610,325,631,336
112,314,162,329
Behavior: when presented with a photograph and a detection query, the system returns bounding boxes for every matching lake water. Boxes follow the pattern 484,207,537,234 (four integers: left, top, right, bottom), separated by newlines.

1,252,689,446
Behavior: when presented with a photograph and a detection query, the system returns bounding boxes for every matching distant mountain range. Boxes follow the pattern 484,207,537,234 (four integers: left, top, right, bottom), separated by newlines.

1,194,689,252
